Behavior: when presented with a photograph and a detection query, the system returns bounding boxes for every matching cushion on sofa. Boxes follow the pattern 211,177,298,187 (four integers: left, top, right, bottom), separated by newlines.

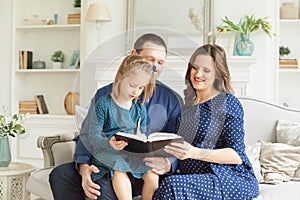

245,142,264,183
75,105,88,130
276,119,300,181
259,140,300,184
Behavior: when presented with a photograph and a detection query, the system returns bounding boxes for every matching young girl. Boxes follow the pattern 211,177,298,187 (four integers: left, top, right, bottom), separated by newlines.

88,55,158,200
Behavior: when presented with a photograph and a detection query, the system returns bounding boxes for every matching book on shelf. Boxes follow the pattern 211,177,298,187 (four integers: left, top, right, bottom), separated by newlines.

279,59,298,69
279,64,298,69
115,132,184,156
19,100,38,114
279,59,298,65
19,100,37,107
67,14,80,24
68,14,80,18
34,95,49,114
19,50,33,69
19,108,38,114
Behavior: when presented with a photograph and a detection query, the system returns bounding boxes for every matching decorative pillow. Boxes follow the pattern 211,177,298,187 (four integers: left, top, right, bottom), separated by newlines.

245,142,264,183
259,140,300,184
276,119,300,181
75,105,89,131
276,119,300,145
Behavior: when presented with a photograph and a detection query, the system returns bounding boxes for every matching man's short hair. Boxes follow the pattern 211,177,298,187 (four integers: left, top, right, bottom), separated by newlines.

134,33,167,54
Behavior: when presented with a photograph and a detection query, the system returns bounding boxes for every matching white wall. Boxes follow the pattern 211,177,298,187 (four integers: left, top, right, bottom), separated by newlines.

0,0,285,111
0,0,13,113
214,0,278,102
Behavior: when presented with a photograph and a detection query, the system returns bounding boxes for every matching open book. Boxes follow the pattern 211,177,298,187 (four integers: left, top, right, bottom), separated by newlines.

115,132,184,155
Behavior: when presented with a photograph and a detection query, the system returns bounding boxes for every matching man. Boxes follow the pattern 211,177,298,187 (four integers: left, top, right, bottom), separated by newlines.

49,33,183,199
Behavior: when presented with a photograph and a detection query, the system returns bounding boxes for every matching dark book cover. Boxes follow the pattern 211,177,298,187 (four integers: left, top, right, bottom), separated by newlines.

19,50,33,69
26,51,33,69
115,132,184,156
35,95,49,114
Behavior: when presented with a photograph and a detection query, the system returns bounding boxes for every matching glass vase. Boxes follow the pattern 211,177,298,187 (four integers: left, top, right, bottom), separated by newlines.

235,34,254,56
0,136,12,167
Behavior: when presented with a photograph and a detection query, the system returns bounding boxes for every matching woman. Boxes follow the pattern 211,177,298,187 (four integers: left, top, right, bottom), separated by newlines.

153,44,259,200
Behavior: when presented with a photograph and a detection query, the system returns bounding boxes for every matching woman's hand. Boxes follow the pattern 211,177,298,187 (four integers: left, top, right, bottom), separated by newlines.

109,136,128,150
165,142,242,164
164,141,195,160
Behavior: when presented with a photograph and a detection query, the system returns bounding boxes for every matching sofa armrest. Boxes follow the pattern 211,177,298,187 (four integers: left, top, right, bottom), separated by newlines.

37,131,79,168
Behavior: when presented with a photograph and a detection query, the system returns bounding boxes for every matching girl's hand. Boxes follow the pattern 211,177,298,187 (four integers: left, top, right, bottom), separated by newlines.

109,136,128,150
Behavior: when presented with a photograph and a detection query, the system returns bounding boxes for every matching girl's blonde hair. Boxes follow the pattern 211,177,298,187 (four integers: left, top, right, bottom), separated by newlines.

112,55,156,104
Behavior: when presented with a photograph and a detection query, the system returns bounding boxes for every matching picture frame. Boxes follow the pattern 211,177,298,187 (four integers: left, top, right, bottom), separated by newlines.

66,50,80,69
215,33,236,57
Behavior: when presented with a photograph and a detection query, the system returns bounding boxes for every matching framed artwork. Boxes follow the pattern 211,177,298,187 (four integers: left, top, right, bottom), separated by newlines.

126,0,214,56
215,33,236,57
66,50,80,69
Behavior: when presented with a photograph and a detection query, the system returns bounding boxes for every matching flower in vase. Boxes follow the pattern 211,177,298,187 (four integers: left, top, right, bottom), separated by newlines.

216,15,276,37
0,106,28,137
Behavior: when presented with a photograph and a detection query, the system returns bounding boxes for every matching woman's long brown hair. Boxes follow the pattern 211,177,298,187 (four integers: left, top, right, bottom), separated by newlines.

184,44,234,107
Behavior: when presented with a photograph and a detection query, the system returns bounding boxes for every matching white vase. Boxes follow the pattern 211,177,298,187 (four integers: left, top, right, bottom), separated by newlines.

52,62,62,69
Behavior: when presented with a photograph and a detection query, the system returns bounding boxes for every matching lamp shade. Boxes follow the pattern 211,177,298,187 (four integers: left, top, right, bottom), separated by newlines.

85,3,111,22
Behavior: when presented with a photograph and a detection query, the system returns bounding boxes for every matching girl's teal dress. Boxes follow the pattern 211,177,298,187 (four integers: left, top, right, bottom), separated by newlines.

88,94,151,181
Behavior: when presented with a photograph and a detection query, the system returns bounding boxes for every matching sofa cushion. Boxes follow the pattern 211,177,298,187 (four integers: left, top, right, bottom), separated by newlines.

245,142,264,183
75,105,88,130
259,140,300,184
276,119,300,180
258,181,300,200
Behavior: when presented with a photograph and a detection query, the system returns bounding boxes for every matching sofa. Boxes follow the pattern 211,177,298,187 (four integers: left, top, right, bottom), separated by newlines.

26,97,300,200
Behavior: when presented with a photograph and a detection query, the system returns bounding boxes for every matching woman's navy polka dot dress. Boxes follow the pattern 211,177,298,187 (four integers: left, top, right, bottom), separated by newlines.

153,93,259,200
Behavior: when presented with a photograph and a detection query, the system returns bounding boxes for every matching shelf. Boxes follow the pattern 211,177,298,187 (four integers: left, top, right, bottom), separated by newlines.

26,114,75,119
279,68,300,73
16,24,80,32
15,69,80,73
279,19,300,23
227,56,256,63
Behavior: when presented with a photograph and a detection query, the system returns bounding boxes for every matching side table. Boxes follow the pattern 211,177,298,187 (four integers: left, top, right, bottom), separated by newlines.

0,162,35,200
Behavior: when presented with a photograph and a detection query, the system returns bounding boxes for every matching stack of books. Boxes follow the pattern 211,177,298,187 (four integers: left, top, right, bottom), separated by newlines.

19,50,33,69
67,14,80,24
19,101,38,114
279,59,298,69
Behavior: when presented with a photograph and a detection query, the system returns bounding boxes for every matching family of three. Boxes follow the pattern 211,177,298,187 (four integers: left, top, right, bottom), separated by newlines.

49,33,259,200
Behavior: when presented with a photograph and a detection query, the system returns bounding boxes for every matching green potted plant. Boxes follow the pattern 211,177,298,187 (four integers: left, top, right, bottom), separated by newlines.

74,0,81,7
51,50,65,69
279,46,291,58
217,15,276,56
0,107,27,167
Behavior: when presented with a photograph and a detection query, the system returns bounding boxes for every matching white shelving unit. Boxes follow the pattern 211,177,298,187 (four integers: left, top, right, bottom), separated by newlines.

11,0,80,166
278,1,300,108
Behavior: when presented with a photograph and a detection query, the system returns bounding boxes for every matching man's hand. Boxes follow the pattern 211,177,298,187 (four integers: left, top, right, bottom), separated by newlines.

143,157,171,175
109,136,128,150
79,164,101,199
